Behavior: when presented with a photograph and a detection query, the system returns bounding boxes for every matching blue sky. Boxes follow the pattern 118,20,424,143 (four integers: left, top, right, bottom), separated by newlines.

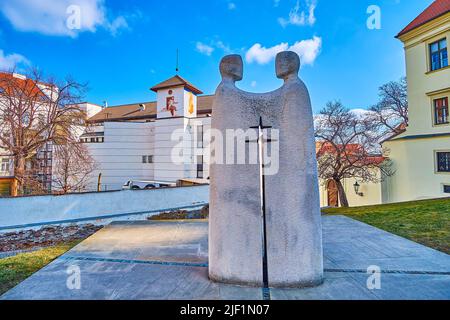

0,0,433,113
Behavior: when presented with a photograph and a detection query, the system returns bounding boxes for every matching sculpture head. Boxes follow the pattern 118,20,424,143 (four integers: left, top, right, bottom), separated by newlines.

276,51,300,80
220,54,243,82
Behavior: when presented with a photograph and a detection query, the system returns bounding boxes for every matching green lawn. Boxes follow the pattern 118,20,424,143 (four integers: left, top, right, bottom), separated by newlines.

323,198,450,255
0,241,80,296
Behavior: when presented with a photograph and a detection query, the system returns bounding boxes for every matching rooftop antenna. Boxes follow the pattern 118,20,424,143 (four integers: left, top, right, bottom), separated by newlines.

176,49,179,74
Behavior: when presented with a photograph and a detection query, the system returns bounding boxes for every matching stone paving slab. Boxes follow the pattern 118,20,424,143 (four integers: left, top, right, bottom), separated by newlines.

1,216,449,300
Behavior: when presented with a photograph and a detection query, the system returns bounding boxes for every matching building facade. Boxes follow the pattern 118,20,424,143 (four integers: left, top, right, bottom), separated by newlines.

0,72,55,195
82,76,212,191
382,0,450,202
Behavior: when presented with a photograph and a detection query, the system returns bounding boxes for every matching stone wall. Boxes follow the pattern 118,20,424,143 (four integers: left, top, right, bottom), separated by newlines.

0,185,209,232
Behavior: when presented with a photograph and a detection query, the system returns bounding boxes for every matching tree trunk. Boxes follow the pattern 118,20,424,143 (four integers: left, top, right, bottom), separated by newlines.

13,155,26,196
335,179,349,208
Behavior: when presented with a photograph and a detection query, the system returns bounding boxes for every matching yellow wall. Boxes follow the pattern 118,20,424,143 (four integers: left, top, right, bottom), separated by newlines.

0,178,15,197
400,18,450,137
381,13,450,203
383,136,450,203
0,181,10,196
319,175,382,208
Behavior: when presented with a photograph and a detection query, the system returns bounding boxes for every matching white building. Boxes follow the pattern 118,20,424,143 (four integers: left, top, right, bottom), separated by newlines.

82,75,213,191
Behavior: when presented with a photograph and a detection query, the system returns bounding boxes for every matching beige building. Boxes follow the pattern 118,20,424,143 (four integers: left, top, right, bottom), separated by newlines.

319,175,384,208
382,0,450,203
317,143,384,208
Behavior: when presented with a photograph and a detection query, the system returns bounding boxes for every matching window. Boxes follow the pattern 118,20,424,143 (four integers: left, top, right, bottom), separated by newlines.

142,155,153,164
434,97,449,125
437,152,450,173
430,38,448,71
1,158,10,172
196,125,204,148
197,155,204,179
444,185,450,194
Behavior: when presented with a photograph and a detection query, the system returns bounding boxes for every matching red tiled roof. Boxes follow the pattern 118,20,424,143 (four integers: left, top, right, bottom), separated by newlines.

397,0,450,37
0,72,46,98
380,123,408,143
316,142,385,165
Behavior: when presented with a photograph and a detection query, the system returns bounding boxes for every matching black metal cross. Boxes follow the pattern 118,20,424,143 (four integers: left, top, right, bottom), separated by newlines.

246,116,275,300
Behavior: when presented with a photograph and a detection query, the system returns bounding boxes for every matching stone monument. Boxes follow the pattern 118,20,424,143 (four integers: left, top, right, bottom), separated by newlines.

209,51,323,288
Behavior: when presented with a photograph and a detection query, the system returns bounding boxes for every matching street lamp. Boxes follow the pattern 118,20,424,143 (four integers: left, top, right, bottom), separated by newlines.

353,181,364,197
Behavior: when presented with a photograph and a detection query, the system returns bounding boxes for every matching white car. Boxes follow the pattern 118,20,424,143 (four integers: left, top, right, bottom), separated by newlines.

122,180,176,190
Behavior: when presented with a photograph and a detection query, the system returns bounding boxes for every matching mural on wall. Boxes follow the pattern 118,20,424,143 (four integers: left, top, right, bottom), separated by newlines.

162,90,178,116
188,92,195,115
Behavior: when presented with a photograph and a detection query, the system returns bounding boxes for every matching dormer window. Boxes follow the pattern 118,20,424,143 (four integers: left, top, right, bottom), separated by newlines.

429,38,448,71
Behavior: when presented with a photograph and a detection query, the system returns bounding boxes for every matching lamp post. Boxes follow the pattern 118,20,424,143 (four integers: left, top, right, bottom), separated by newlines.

353,181,364,197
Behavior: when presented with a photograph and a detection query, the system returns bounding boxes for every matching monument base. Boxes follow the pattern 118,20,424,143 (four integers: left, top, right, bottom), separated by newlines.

209,273,324,289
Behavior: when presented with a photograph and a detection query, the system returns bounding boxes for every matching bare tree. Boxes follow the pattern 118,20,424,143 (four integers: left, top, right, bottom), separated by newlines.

0,68,87,195
315,101,394,207
369,77,408,135
52,142,97,194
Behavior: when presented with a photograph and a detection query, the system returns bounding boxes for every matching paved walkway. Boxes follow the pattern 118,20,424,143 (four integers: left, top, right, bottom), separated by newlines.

2,216,449,300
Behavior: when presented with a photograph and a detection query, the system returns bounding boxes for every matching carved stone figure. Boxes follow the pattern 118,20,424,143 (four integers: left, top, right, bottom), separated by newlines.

209,51,323,288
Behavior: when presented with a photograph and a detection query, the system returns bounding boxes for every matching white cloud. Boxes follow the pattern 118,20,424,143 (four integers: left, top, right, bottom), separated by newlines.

106,16,129,37
246,36,322,66
251,81,257,88
246,43,289,65
0,49,30,70
288,36,322,65
278,0,317,27
196,42,214,56
228,2,236,10
0,0,131,37
350,108,372,117
195,39,233,56
214,40,232,54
